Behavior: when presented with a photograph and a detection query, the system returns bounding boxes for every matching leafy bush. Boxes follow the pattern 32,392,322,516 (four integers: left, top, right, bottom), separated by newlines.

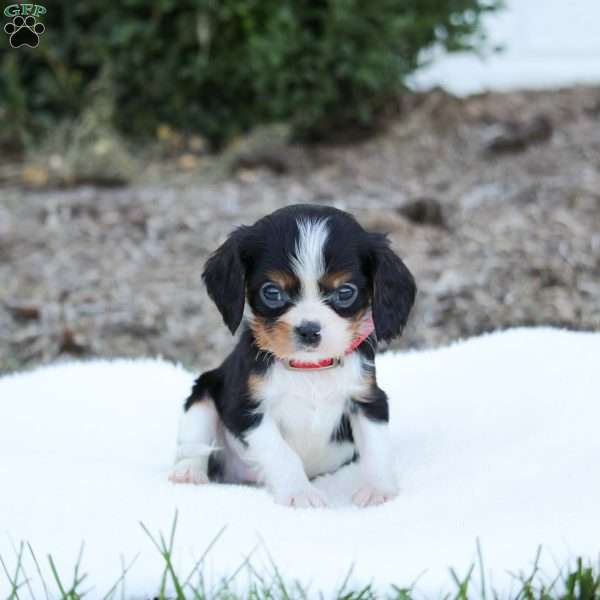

1,0,500,148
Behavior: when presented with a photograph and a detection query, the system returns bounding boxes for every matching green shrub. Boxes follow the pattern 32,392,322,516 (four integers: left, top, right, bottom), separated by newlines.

1,0,500,149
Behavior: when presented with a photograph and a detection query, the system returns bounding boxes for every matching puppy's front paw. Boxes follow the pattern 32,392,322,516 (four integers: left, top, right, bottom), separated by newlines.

168,458,209,485
275,485,328,509
352,484,397,508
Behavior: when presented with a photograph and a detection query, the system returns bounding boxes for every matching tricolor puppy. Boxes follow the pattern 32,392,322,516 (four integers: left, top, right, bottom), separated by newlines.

169,205,416,508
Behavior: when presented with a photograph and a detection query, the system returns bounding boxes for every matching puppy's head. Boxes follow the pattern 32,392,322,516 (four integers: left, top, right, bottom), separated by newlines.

203,205,416,361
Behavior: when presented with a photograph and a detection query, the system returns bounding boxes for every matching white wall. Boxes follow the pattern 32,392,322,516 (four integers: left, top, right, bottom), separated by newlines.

408,0,600,95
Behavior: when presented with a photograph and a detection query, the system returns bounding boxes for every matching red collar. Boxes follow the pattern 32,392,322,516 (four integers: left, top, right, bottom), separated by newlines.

284,317,375,371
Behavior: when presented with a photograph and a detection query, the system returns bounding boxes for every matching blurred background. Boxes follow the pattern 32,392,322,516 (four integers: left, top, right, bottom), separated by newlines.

1,0,599,374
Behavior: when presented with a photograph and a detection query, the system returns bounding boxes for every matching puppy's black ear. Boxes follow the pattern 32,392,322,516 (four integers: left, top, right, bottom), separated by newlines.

367,233,416,343
202,227,249,334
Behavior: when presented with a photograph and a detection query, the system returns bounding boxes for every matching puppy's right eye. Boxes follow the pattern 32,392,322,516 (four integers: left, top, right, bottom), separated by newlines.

260,283,288,308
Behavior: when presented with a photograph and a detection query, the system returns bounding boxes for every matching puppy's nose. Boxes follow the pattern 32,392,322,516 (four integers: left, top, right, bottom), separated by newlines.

295,321,321,346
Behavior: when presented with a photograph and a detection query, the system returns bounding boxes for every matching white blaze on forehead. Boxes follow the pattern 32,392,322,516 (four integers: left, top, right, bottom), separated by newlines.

290,218,329,293
286,217,351,358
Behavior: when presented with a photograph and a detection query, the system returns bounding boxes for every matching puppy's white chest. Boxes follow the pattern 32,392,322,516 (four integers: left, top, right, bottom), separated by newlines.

259,355,366,477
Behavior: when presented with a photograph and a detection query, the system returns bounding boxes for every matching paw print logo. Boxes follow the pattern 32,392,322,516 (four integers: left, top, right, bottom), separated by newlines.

4,15,45,48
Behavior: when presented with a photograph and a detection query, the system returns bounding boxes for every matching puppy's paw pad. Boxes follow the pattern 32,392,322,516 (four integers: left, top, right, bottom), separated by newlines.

168,458,209,485
352,485,397,508
276,486,328,509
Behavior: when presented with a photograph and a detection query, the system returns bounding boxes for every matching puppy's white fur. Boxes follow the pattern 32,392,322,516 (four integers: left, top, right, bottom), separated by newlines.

169,401,219,484
284,218,352,361
290,217,329,288
251,354,363,477
350,414,398,507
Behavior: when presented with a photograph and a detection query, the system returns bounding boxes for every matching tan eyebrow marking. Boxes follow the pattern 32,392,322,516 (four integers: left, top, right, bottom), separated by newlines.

266,270,298,288
320,271,352,289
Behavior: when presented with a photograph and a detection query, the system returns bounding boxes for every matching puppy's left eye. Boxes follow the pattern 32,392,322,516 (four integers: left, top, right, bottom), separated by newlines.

332,283,358,308
260,283,288,308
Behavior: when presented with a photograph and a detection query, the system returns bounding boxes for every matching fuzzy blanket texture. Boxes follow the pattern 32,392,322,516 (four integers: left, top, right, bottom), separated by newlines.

0,328,599,597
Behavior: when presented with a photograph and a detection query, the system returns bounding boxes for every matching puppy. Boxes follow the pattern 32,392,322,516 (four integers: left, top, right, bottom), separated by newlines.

169,205,416,508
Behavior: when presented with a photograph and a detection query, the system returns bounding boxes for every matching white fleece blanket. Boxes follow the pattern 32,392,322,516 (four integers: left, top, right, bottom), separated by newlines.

1,328,599,598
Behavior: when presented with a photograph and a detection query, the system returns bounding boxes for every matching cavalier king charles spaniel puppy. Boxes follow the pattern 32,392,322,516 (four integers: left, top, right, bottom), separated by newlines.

169,204,416,508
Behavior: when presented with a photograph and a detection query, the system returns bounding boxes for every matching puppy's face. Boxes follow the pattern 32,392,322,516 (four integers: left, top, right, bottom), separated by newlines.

246,218,372,361
203,206,416,360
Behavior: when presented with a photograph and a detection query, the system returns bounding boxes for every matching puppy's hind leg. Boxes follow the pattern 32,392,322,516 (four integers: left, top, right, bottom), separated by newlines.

169,372,221,485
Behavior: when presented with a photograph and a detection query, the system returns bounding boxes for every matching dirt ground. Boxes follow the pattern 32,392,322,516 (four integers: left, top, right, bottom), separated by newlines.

1,86,599,375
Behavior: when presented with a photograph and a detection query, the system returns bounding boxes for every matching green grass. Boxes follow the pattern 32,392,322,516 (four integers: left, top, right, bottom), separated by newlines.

2,513,599,599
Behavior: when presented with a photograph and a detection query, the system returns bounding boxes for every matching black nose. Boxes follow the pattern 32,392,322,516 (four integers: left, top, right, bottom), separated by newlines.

295,321,321,346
